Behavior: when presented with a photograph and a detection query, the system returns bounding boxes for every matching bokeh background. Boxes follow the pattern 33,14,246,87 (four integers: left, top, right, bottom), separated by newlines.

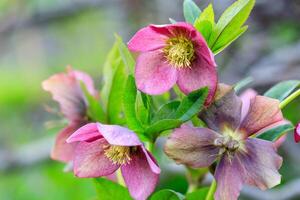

0,0,299,199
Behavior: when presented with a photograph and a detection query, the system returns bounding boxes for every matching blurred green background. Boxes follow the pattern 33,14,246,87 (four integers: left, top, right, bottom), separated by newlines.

0,0,299,199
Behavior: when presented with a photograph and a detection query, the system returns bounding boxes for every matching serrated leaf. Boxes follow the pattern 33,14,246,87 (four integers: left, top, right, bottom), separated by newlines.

209,0,255,53
152,100,181,122
186,187,209,200
123,75,144,133
150,189,184,200
264,80,300,101
81,83,106,122
145,119,182,140
183,0,201,24
94,178,132,200
257,122,294,141
174,87,208,122
195,20,213,42
234,76,253,93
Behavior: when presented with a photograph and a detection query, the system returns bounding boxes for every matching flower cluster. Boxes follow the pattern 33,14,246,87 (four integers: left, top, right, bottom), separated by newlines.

42,1,300,200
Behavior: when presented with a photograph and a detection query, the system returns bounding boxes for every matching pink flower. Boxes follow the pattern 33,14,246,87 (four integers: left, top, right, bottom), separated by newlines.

128,22,217,105
67,123,160,200
165,84,287,200
295,122,300,143
42,67,97,162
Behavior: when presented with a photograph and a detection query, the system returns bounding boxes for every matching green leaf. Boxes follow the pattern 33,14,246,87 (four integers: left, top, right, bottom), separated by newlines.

145,119,182,140
264,80,300,101
169,18,177,24
194,4,215,41
183,0,201,24
233,76,253,93
81,83,106,122
123,75,144,133
186,187,209,200
152,100,180,122
94,178,132,200
174,87,208,122
115,34,135,74
257,122,294,141
150,189,184,200
209,0,255,53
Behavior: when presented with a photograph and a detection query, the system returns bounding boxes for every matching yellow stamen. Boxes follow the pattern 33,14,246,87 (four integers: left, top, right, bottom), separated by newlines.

104,145,132,165
163,35,195,68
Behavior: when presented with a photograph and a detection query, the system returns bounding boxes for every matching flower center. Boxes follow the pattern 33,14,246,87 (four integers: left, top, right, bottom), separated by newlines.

214,136,240,152
163,36,195,68
104,145,135,165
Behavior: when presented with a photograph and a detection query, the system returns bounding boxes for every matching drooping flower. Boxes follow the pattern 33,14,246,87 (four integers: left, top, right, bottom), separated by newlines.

128,22,217,105
42,67,97,162
67,122,160,200
165,84,289,200
295,122,300,143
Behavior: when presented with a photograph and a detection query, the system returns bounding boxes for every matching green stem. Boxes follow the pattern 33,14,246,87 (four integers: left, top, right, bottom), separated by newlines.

279,89,300,109
116,169,125,186
205,179,217,200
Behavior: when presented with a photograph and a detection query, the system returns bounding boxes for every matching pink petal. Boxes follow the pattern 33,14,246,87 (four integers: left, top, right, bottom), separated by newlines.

294,122,300,143
96,123,142,146
121,147,159,200
239,96,284,136
51,123,83,163
164,124,220,168
239,89,257,121
73,139,119,178
214,154,244,200
241,138,282,190
128,26,168,52
135,50,178,95
199,84,242,132
177,57,217,105
67,123,102,143
141,146,161,174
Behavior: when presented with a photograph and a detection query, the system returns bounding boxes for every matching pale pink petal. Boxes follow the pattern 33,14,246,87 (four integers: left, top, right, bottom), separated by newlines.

96,123,142,146
240,96,284,136
121,147,159,200
295,122,300,143
51,123,83,163
67,123,102,143
73,139,119,178
135,50,178,95
239,89,257,121
164,124,220,168
128,26,168,52
177,58,217,105
199,84,242,132
141,146,161,174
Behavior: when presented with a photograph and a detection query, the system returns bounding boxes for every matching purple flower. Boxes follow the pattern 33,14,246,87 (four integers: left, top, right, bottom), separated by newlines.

42,67,97,162
165,84,288,200
67,123,160,200
128,22,217,105
295,122,300,143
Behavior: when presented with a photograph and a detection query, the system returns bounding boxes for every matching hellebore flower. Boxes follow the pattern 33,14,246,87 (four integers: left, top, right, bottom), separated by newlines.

165,84,288,200
128,22,217,105
42,67,97,162
67,123,160,200
295,122,300,143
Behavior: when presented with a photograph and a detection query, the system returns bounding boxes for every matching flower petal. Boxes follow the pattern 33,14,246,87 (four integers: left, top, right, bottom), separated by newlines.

177,57,217,105
121,147,159,200
214,154,244,200
51,123,83,163
73,139,119,178
135,50,178,95
239,138,282,190
67,123,102,143
295,122,300,143
239,89,257,121
97,123,142,146
239,96,284,136
128,25,168,52
164,124,220,168
199,84,242,132
141,146,161,174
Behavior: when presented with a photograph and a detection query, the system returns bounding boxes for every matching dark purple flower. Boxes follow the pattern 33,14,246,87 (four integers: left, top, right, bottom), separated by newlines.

294,122,300,143
42,67,97,162
165,84,287,200
67,123,160,200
